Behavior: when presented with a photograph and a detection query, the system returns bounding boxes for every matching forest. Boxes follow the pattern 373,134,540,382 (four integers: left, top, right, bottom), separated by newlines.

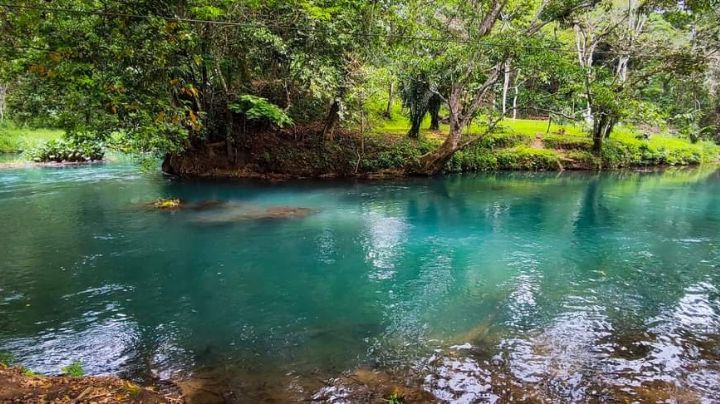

3,2,720,402
1,0,719,176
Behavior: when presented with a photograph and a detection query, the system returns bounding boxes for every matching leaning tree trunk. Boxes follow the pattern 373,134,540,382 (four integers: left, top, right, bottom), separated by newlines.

414,122,462,175
323,99,341,142
428,95,442,130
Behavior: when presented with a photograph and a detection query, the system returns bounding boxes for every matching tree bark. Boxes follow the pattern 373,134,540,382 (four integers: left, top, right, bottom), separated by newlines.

592,113,616,154
502,59,512,116
384,82,394,119
0,83,6,121
323,99,341,142
415,124,461,175
512,82,519,119
428,95,441,130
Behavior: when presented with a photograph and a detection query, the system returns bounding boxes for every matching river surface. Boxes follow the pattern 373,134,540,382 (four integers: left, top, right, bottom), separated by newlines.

1,159,719,402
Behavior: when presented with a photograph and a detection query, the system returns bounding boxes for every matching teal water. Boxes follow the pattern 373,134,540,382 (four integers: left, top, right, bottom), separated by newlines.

1,161,719,401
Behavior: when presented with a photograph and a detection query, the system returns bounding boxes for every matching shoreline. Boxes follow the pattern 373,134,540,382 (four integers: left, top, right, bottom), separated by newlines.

1,154,716,180
0,365,181,403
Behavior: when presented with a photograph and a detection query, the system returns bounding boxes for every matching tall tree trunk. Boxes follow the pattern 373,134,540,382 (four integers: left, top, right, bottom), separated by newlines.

428,95,441,130
323,99,341,142
408,118,423,139
502,59,512,116
592,113,616,155
384,82,394,119
0,83,6,121
592,114,605,153
407,90,432,138
512,70,520,120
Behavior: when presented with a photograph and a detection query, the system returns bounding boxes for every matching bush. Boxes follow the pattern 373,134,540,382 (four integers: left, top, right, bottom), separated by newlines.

361,138,429,171
28,139,104,162
495,146,561,170
229,95,293,127
448,145,561,172
601,134,716,168
543,134,593,151
447,147,498,172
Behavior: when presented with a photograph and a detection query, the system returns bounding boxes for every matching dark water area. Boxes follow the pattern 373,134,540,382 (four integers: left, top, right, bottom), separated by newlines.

1,160,720,401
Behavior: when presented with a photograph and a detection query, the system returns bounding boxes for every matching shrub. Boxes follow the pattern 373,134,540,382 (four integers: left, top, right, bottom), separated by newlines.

543,134,593,151
229,95,293,128
447,148,498,172
495,146,561,170
565,150,599,169
361,138,428,171
28,139,104,162
601,134,716,168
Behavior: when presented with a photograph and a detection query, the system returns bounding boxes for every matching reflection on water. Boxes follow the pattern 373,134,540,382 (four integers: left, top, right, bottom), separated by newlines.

1,163,719,401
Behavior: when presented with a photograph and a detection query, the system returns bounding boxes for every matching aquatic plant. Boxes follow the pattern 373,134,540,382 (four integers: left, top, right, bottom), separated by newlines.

22,367,40,378
0,351,14,366
386,392,403,404
61,362,85,377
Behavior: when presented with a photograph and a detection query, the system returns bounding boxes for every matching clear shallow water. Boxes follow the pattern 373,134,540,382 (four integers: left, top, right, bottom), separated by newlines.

1,160,719,401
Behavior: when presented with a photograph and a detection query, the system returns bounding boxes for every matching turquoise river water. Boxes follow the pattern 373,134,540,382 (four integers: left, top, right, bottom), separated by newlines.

1,159,719,402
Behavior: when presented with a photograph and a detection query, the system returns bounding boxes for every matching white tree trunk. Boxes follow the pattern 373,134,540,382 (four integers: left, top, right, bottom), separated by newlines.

0,84,6,121
512,69,520,120
502,59,512,116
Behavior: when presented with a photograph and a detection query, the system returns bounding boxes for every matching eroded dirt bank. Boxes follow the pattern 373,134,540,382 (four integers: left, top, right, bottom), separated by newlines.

0,366,180,403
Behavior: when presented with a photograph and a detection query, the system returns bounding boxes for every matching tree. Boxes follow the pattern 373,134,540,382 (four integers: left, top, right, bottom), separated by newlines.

407,0,596,174
569,0,713,153
0,0,381,152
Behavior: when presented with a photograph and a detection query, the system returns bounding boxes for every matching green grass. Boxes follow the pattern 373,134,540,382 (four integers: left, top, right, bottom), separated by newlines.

367,106,719,172
0,122,64,153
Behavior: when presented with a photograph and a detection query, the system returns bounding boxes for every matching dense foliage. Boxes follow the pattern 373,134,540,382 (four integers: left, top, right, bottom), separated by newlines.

1,0,718,172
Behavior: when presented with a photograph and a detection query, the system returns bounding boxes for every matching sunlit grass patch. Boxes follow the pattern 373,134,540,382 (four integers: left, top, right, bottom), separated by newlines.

0,122,64,153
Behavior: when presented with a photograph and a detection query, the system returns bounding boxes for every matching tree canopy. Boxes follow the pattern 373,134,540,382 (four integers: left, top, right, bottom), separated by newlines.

1,0,718,173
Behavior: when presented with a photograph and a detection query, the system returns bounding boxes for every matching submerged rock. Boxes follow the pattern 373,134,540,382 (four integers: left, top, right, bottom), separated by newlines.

312,368,435,403
192,205,314,224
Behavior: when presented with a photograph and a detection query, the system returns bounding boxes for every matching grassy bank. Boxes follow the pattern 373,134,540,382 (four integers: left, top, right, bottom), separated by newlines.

369,115,720,172
2,115,717,176
0,122,63,153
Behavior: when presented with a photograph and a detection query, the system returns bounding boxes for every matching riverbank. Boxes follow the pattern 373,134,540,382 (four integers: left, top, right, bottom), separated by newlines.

163,120,720,179
0,365,179,403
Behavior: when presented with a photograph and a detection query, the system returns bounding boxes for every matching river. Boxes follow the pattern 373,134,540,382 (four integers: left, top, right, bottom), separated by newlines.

1,159,719,402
